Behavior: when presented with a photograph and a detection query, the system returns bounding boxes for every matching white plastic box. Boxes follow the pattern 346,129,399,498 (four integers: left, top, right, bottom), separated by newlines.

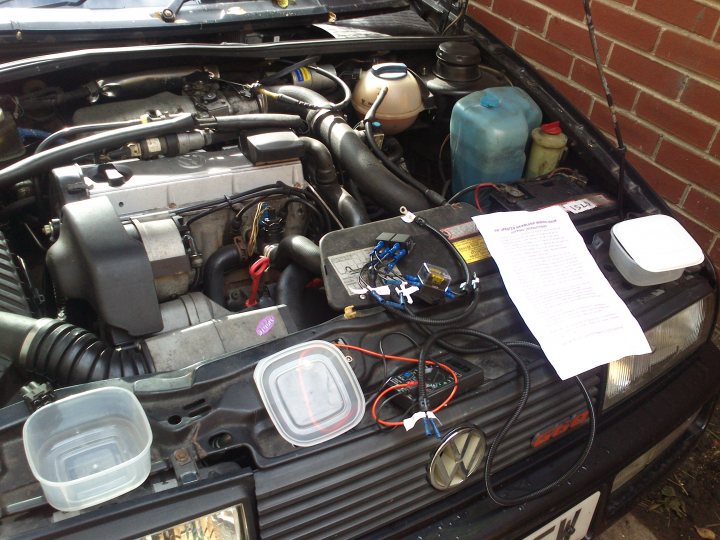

23,386,152,512
609,214,704,286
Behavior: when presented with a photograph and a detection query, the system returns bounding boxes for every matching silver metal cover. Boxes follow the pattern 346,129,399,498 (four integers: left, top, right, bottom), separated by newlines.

428,427,486,491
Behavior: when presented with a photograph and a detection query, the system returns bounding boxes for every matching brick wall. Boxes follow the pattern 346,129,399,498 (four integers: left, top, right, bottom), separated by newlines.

468,0,720,275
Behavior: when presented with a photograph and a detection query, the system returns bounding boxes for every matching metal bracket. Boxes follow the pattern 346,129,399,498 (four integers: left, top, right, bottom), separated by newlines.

170,448,199,485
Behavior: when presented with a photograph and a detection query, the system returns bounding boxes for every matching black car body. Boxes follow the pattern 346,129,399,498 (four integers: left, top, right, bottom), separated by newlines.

0,1,717,539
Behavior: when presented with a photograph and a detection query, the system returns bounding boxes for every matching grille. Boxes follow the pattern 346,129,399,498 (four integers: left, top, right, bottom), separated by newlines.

255,371,601,540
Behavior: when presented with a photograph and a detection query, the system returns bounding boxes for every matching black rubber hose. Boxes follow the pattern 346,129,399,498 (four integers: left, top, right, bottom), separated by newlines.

203,244,244,306
34,118,143,154
0,311,154,386
276,263,314,329
0,113,195,189
268,235,322,275
266,86,430,213
298,136,368,227
197,113,306,131
363,88,446,206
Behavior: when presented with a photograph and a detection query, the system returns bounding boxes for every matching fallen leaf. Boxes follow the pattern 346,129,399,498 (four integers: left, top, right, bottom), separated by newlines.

695,527,716,539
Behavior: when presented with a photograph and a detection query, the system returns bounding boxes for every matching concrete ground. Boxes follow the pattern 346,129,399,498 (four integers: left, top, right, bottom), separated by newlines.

598,513,659,540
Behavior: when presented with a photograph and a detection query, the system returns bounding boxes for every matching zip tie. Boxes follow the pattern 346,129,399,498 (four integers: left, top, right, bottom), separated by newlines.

402,411,439,431
395,282,419,304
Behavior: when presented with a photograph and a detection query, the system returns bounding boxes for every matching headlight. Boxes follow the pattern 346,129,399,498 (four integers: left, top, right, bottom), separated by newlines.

604,294,715,409
143,505,249,540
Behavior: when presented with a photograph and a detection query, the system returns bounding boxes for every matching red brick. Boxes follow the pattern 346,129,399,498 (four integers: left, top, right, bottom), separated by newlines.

494,0,548,33
711,135,720,160
537,0,585,21
635,93,716,150
571,59,638,109
680,79,720,122
468,4,517,44
471,0,492,6
591,102,660,156
536,67,593,115
636,0,720,38
682,188,720,230
673,210,717,250
655,139,720,196
593,2,662,51
546,17,611,63
515,30,574,76
628,150,688,204
656,30,720,81
608,45,686,98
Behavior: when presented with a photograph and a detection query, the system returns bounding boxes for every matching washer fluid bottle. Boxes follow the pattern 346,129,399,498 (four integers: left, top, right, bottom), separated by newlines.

450,87,541,199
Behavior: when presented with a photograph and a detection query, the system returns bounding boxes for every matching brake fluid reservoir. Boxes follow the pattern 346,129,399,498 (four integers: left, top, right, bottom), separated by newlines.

450,87,541,197
526,121,568,178
351,63,423,135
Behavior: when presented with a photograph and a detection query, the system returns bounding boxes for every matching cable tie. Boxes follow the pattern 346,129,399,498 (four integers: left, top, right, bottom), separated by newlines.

394,282,419,305
402,411,438,431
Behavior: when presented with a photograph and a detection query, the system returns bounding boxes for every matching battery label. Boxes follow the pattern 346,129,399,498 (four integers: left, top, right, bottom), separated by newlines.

327,247,374,295
453,236,491,264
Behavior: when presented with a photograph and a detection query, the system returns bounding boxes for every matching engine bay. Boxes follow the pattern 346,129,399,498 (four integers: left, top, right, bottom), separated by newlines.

0,23,716,536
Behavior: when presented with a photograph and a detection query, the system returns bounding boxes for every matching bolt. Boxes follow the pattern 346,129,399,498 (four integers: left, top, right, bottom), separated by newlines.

162,8,174,19
42,224,54,237
173,449,189,462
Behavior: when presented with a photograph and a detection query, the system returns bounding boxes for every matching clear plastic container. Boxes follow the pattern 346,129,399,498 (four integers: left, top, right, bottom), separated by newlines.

23,386,152,512
253,340,364,447
450,87,542,199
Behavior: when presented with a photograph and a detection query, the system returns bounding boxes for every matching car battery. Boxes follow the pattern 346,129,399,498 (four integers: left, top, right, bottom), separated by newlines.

490,172,617,231
319,203,494,311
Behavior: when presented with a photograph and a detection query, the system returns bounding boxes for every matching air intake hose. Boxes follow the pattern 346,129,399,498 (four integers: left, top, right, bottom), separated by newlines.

266,86,431,213
0,312,154,386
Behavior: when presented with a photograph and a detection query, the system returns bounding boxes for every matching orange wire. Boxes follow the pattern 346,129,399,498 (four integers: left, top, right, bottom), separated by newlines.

335,343,459,427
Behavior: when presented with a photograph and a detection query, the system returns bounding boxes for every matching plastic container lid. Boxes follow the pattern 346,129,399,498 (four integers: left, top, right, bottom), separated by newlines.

23,386,152,512
611,214,704,273
541,121,562,135
253,340,364,447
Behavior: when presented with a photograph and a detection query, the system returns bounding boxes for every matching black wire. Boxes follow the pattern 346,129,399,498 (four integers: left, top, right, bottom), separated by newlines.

262,65,352,112
374,215,481,326
363,87,446,206
377,332,420,395
485,375,596,506
447,182,496,204
417,327,596,506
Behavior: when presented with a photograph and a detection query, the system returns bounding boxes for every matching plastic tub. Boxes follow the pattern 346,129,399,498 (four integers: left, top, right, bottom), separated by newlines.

23,386,152,512
609,215,704,286
254,340,364,447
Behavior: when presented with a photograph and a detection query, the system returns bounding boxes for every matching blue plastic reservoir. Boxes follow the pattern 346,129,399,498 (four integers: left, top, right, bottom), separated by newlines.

450,87,542,197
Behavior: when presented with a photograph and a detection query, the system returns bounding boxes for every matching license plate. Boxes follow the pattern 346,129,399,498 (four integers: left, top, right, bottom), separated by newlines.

522,492,601,540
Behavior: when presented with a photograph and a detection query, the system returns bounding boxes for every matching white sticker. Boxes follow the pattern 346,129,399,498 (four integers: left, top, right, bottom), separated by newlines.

561,198,597,214
327,247,374,295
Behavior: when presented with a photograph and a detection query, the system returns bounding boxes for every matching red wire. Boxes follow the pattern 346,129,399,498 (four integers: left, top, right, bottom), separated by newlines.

473,182,497,211
335,343,459,427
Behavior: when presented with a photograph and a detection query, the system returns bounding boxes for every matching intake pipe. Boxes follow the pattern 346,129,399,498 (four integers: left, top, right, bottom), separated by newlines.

267,235,322,275
203,245,244,307
0,312,154,386
298,136,368,227
266,86,430,213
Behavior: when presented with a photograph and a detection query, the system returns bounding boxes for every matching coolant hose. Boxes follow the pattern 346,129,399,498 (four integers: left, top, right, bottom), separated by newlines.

203,245,244,307
198,113,306,131
266,86,430,213
268,235,322,275
0,312,154,386
0,113,196,189
298,136,368,227
276,263,315,329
